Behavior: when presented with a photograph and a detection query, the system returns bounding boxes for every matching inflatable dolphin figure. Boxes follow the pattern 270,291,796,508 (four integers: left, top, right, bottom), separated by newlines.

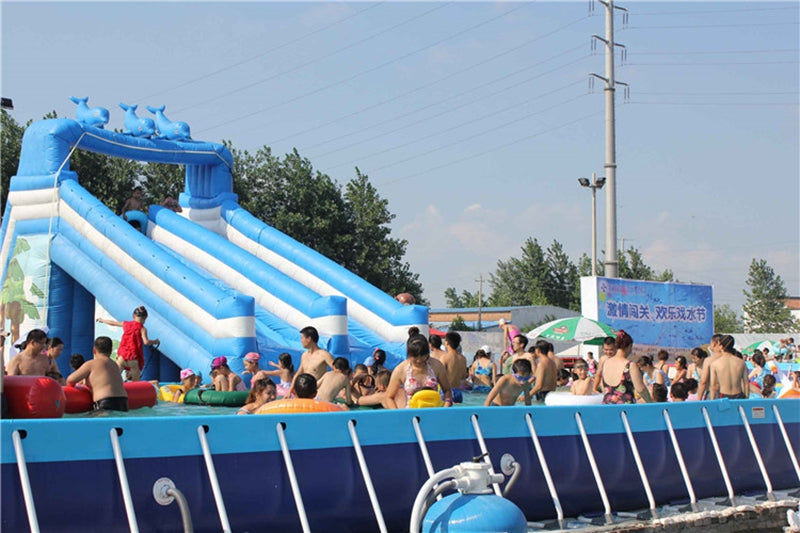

146,105,191,141
119,103,155,138
70,97,109,128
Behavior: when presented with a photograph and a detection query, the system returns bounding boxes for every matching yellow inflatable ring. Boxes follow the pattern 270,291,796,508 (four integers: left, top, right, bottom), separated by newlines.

408,389,444,408
255,398,345,414
158,384,185,403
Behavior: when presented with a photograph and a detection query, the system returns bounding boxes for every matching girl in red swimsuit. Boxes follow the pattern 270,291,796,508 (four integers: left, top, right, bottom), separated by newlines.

96,306,159,381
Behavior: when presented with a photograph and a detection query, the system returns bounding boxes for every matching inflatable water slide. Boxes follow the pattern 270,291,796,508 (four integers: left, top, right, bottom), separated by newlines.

0,113,427,379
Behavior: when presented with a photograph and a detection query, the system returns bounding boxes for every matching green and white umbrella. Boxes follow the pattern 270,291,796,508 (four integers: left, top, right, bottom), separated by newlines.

526,317,616,345
741,340,778,356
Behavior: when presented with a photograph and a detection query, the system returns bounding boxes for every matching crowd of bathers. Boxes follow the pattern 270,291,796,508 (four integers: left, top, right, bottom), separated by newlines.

4,309,798,413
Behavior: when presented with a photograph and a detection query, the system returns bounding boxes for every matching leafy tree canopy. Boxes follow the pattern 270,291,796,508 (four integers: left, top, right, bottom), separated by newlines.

743,258,797,333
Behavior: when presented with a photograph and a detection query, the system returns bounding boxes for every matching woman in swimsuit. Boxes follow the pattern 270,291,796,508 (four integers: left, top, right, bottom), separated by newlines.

469,349,496,392
385,334,452,409
596,330,652,404
748,351,768,395
687,347,707,384
637,355,671,399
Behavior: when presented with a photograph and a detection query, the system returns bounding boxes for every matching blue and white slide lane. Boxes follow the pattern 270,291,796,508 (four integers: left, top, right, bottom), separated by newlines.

146,205,350,357
183,202,429,366
1,177,257,374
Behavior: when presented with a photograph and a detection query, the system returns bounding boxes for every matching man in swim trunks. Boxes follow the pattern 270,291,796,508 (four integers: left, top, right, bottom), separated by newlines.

67,336,128,411
291,326,334,394
696,334,723,400
709,335,749,400
441,332,468,402
530,340,557,402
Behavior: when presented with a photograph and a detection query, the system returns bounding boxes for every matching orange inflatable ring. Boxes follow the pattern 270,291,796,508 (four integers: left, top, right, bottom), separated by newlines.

780,389,800,399
255,398,345,415
4,375,66,419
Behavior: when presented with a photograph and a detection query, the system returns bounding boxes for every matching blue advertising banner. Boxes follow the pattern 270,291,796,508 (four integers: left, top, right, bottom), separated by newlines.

590,277,714,349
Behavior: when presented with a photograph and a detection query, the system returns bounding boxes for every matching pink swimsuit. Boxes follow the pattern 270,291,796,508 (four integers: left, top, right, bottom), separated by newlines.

404,362,438,399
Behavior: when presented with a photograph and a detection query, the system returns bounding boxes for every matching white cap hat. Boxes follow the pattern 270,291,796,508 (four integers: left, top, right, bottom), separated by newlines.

498,318,507,326
480,345,492,353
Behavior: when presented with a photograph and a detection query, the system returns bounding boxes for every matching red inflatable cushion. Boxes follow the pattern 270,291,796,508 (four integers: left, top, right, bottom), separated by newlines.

4,375,66,419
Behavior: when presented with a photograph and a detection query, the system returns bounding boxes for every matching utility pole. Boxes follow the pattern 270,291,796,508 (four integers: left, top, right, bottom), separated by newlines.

591,0,627,279
475,274,484,331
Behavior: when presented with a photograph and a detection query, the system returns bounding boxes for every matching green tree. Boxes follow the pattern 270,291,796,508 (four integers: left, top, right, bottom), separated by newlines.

742,259,796,332
544,240,580,310
1,110,28,217
714,304,743,333
489,237,548,306
444,287,480,308
343,168,423,299
617,247,674,281
140,162,185,209
448,315,474,331
577,252,603,277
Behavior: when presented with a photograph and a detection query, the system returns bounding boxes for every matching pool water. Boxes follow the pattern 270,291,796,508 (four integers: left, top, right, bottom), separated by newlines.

64,388,494,418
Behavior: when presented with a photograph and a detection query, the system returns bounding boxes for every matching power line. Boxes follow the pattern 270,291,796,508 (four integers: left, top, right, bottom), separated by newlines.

321,80,587,171
195,2,534,135
264,15,591,147
172,2,453,115
628,101,797,106
376,109,603,186
629,6,798,16
306,53,590,160
636,91,796,96
624,60,798,66
623,21,799,30
136,2,385,102
631,48,799,56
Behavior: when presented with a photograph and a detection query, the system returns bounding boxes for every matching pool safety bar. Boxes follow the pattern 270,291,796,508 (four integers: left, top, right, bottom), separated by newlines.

738,406,775,501
620,411,658,519
701,407,736,506
110,427,140,533
153,477,194,533
276,422,311,533
12,430,40,533
197,425,232,533
524,413,564,528
662,410,698,512
470,414,502,497
574,412,613,525
773,405,800,485
347,420,388,533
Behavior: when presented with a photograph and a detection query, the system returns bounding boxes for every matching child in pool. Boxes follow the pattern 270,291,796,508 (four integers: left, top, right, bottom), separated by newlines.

356,370,393,408
211,356,245,391
670,382,688,402
469,349,496,392
290,373,318,399
571,360,594,395
316,357,353,406
171,368,200,403
351,364,376,400
260,352,295,397
237,379,277,414
96,306,159,381
484,359,533,406
684,378,699,401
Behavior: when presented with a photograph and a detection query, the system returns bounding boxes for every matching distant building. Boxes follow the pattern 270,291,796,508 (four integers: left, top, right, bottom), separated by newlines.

429,305,579,332
784,297,800,322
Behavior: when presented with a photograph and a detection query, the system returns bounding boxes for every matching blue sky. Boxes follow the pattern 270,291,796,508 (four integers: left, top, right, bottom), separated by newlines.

2,1,798,312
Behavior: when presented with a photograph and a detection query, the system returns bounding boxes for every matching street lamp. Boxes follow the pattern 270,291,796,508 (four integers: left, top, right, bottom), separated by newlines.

578,172,606,276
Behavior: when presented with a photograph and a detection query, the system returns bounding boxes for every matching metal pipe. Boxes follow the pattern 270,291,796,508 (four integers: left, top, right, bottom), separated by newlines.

470,415,502,496
196,426,232,533
524,413,564,525
12,430,40,533
772,405,800,484
738,406,774,500
620,411,658,518
574,412,613,525
347,420,388,533
109,428,139,533
276,422,311,533
662,410,697,510
701,407,736,504
168,487,194,533
502,460,521,497
412,417,441,500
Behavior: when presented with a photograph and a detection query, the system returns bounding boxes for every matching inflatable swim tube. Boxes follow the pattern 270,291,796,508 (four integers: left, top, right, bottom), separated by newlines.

183,388,248,407
158,384,185,403
5,375,66,419
408,389,444,408
63,381,157,413
255,398,345,414
544,392,603,406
